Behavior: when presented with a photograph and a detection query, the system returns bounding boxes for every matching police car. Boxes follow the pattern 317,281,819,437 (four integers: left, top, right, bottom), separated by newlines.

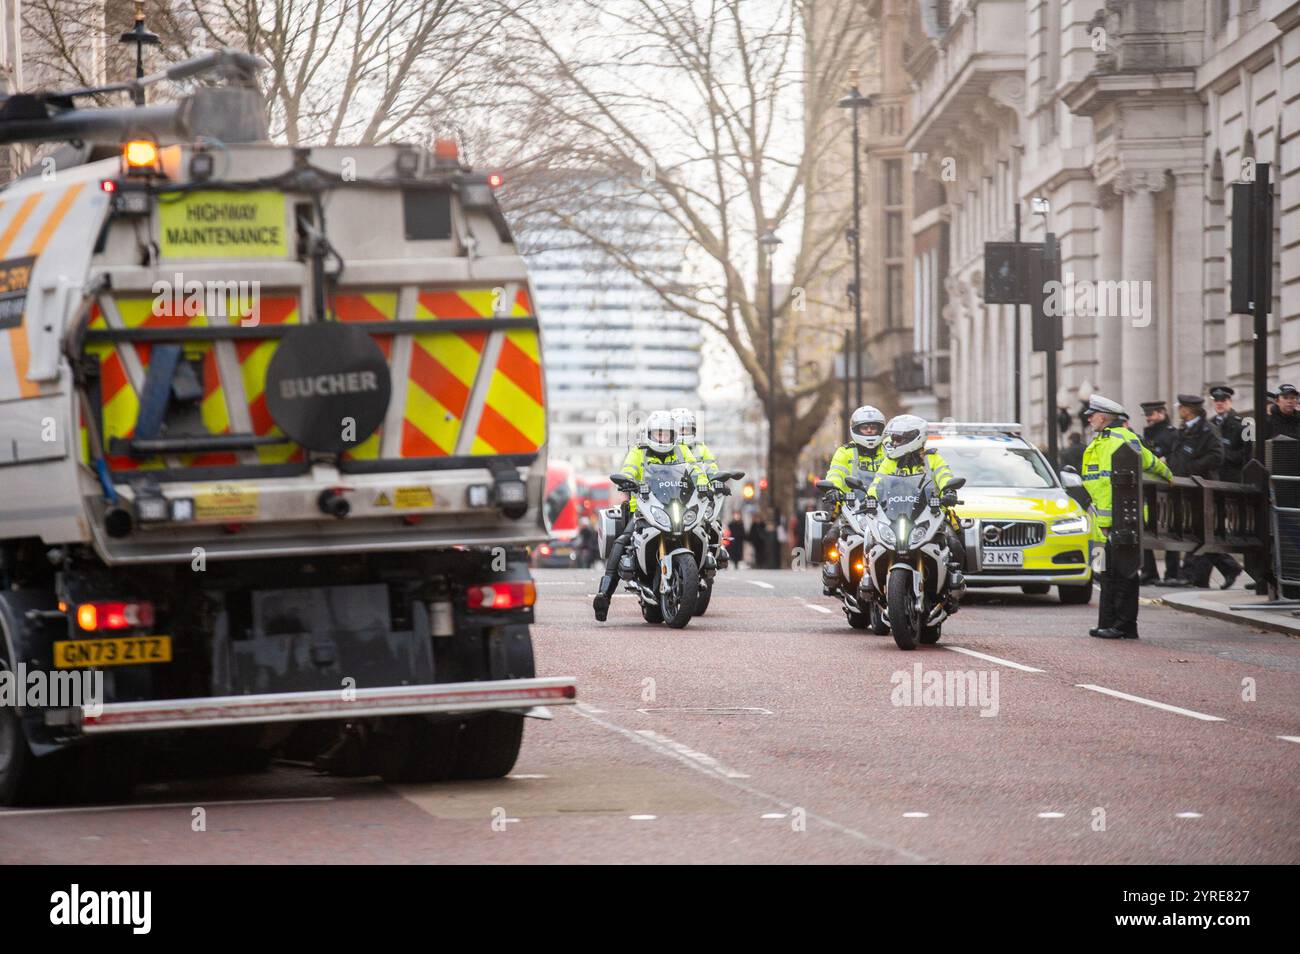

927,424,1093,604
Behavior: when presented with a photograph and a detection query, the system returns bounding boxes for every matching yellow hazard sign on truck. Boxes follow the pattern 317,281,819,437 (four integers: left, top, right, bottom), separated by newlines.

193,484,260,520
158,191,289,259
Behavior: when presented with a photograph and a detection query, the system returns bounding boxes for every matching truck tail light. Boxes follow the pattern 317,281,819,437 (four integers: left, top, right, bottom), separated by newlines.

76,601,156,632
465,582,536,611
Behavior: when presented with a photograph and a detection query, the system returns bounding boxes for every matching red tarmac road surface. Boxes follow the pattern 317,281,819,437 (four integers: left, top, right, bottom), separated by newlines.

3,568,1297,864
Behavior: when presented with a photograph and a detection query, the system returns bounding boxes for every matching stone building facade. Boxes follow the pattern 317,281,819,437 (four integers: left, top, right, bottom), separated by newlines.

901,0,1299,440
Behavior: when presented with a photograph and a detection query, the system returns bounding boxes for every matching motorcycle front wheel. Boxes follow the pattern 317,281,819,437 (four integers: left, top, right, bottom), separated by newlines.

659,553,698,629
888,571,919,650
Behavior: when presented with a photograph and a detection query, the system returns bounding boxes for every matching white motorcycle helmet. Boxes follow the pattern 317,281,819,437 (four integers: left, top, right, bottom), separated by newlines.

644,410,679,455
670,407,698,442
849,405,886,450
883,414,927,460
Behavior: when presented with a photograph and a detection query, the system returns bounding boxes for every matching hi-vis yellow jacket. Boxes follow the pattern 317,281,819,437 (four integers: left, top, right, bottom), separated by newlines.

1082,424,1172,532
824,442,885,492
618,443,709,512
684,440,718,477
867,448,955,497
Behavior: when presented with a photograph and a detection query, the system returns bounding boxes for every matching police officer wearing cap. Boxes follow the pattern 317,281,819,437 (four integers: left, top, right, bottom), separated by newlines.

1209,387,1247,482
1266,384,1300,441
1082,395,1173,639
1165,395,1226,588
1138,400,1178,585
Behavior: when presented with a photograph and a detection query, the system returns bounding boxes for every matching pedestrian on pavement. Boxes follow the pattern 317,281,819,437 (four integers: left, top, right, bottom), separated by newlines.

1163,394,1227,588
1139,400,1179,585
1265,384,1300,440
1082,394,1173,640
726,516,745,568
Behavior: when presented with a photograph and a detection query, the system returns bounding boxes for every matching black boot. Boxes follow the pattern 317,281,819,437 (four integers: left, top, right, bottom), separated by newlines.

593,575,616,621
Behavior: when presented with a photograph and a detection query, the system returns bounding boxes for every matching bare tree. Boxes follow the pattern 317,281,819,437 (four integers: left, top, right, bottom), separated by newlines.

494,0,875,517
19,0,526,148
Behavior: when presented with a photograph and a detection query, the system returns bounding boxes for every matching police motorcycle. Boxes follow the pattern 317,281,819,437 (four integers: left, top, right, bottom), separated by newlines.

693,470,746,616
860,474,967,650
809,476,890,633
604,463,712,628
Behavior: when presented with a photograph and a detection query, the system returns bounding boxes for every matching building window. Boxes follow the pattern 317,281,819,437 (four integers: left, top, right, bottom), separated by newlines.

884,160,904,206
886,265,903,329
886,212,903,257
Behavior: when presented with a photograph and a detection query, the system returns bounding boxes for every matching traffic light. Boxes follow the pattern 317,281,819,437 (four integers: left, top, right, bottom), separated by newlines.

758,478,768,491
742,483,756,500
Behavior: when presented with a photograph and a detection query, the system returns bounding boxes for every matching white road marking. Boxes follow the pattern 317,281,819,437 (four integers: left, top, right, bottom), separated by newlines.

635,729,751,778
1278,736,1300,744
761,812,787,820
0,796,334,818
748,580,775,590
944,646,1045,673
902,812,929,818
568,706,930,863
637,706,774,715
1037,812,1065,819
803,603,834,614
1075,684,1225,722
574,701,607,715
629,814,657,821
508,774,549,780
1175,812,1203,819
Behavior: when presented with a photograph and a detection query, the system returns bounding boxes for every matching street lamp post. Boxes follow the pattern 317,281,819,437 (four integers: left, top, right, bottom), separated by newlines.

760,227,782,568
838,71,872,408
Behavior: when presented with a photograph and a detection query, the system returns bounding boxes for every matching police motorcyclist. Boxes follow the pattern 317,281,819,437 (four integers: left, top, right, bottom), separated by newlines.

672,406,732,568
820,406,887,594
866,414,965,583
1082,394,1173,639
592,410,708,622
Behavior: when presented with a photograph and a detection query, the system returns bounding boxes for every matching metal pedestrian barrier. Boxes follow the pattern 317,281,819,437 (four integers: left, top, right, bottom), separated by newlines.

1107,442,1276,596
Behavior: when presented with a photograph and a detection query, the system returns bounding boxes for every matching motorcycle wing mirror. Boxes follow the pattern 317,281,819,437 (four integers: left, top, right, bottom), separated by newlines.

610,474,639,492
844,475,866,492
814,479,837,492
945,477,967,491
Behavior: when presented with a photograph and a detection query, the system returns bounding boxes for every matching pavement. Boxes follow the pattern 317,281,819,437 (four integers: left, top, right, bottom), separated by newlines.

2,567,1297,864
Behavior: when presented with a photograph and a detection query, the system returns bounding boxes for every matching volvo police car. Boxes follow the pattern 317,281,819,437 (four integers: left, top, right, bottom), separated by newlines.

927,424,1093,604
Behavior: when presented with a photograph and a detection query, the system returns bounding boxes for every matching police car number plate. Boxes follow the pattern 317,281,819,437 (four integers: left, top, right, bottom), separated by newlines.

983,550,1023,567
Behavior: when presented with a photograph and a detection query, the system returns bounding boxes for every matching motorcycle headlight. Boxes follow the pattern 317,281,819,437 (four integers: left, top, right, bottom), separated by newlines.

684,506,699,525
910,522,930,545
650,507,670,527
876,521,896,545
1051,515,1089,535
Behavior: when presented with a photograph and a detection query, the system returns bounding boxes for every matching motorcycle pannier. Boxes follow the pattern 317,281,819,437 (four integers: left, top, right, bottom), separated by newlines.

805,510,831,563
598,506,626,560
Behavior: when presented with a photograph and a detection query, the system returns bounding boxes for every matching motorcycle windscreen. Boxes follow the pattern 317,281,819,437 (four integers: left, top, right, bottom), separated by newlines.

874,475,927,521
642,463,694,503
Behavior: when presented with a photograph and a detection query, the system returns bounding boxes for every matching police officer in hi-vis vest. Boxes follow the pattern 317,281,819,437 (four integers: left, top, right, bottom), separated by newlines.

1081,394,1173,639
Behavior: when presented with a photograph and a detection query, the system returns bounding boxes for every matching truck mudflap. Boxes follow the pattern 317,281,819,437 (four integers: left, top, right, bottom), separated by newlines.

79,676,576,735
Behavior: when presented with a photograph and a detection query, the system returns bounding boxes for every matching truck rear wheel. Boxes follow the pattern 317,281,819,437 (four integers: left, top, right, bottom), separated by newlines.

374,716,461,784
452,713,524,780
0,692,55,806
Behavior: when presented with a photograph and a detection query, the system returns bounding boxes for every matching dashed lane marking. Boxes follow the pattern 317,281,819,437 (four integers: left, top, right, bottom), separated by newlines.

0,796,335,817
1075,684,1225,722
634,729,751,778
1278,736,1300,744
1175,812,1203,819
629,814,657,821
803,603,834,614
567,706,931,863
747,580,775,590
1037,812,1065,819
902,812,929,818
944,645,1045,673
